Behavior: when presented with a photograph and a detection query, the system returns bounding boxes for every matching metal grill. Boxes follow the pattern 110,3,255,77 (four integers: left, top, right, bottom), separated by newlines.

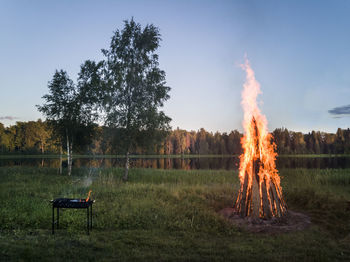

51,198,94,234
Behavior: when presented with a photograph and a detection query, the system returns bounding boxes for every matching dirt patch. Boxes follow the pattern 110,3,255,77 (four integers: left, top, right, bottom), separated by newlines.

218,208,311,234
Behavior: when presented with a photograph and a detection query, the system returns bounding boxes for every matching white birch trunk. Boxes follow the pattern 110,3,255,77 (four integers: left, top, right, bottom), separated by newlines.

59,145,62,175
66,132,71,176
69,139,73,176
123,151,129,181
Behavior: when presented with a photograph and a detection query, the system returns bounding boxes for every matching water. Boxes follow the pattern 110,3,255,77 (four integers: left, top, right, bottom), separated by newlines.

1,156,350,169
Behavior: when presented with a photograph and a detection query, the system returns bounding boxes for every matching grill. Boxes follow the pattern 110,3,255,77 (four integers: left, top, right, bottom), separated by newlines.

51,198,95,235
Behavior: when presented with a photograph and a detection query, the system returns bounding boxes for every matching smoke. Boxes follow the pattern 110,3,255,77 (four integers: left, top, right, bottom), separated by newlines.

0,116,19,120
81,167,101,188
82,176,93,187
328,104,350,117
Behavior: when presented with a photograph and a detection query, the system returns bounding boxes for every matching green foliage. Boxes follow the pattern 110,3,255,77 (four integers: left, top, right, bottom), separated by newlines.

2,120,350,155
0,120,55,154
2,119,350,156
100,18,171,153
273,127,350,155
38,70,77,128
37,70,97,152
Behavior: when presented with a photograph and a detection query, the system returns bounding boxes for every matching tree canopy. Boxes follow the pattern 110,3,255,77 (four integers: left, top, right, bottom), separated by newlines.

3,119,350,156
37,70,97,174
100,18,171,180
36,18,171,178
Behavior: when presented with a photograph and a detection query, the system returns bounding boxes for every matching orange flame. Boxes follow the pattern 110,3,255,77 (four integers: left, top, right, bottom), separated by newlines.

234,57,286,218
85,190,92,202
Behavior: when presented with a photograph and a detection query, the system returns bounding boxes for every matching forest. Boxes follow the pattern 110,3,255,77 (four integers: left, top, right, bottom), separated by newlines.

0,119,349,155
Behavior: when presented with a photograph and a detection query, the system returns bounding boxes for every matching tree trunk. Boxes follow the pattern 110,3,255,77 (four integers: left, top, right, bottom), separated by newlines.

41,140,44,154
68,139,73,176
70,140,73,174
59,145,62,175
66,132,71,176
123,151,130,181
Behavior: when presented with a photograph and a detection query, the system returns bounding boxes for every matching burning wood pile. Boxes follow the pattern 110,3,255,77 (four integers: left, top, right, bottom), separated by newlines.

234,58,287,219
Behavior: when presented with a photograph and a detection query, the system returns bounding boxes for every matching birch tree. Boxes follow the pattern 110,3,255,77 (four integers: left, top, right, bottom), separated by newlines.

37,70,96,175
102,18,171,181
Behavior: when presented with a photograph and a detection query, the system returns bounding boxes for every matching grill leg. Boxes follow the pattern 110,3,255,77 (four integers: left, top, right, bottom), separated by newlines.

57,208,59,229
52,206,54,235
90,205,92,230
87,207,89,235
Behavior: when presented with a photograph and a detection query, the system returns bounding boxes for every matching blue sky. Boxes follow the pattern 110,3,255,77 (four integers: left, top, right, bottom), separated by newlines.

0,0,349,133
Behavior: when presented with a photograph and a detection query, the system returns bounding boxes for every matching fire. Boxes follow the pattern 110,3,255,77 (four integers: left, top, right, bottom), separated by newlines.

234,57,287,218
85,190,92,202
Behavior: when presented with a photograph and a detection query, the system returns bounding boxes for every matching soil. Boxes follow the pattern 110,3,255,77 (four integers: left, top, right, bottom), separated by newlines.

218,208,311,234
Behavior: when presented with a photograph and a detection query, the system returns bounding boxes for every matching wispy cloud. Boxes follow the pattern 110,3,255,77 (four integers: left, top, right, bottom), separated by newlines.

328,104,350,118
0,116,19,121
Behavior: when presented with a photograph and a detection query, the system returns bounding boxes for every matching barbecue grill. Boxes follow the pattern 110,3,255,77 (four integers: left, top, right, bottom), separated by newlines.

51,198,95,234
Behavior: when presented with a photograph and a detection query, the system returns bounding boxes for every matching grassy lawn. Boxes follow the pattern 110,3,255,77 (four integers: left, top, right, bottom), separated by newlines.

0,167,349,261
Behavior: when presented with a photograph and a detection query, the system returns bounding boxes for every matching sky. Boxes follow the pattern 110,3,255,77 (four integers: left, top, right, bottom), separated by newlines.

0,0,350,133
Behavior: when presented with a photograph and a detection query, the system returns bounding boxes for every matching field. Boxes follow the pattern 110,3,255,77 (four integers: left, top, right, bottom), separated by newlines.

0,166,350,261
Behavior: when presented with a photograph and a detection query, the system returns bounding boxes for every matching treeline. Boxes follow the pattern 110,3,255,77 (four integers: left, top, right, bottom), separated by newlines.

1,120,350,155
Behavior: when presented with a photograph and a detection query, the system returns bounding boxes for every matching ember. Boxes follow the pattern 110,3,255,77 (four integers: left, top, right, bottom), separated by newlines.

85,190,92,202
234,58,287,219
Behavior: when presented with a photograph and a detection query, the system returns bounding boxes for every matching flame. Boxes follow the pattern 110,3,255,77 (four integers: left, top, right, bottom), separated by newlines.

85,190,92,202
234,57,286,218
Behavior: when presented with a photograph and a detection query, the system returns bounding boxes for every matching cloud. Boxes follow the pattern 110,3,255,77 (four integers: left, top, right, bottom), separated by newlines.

0,116,19,121
328,104,350,117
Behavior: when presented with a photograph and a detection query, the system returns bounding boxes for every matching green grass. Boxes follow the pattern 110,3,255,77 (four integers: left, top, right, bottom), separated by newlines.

0,167,350,261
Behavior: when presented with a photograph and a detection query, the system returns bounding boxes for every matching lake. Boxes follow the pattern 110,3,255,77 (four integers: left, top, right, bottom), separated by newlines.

1,156,350,169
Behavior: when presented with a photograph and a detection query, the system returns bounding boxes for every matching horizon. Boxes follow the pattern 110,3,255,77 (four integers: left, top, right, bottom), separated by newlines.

1,1,350,134
0,119,347,135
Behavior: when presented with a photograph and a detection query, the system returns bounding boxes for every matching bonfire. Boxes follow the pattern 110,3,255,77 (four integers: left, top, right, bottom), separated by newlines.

234,58,287,219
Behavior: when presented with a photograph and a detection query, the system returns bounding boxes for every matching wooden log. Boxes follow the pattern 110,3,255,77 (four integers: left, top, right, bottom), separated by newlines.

269,187,277,216
246,185,252,216
270,182,282,217
234,189,242,210
250,118,261,218
261,179,272,219
251,159,260,218
273,181,287,213
239,172,249,217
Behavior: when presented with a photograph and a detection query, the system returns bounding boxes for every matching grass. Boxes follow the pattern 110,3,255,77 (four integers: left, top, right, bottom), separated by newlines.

0,167,350,261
